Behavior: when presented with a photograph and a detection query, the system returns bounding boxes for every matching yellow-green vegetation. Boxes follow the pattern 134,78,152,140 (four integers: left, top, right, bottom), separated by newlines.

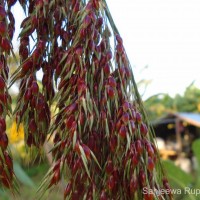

1,163,62,200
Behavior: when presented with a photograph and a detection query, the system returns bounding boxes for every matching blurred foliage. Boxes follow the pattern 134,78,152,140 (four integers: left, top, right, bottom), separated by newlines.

7,120,28,163
7,53,20,76
8,121,24,144
144,83,200,121
0,163,62,200
191,139,200,187
163,139,200,200
13,162,35,188
162,160,193,188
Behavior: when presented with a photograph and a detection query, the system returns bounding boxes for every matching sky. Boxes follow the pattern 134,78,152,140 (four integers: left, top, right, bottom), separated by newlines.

11,0,200,99
107,0,200,99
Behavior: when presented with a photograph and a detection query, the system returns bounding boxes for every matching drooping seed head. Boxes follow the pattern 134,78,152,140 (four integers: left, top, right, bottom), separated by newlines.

140,122,148,136
7,0,17,8
22,59,33,73
37,40,46,54
65,102,78,115
24,88,32,102
19,46,28,60
106,50,112,61
96,17,103,29
131,109,136,121
139,169,146,187
4,151,13,170
36,95,45,110
0,6,6,21
109,135,117,152
0,133,8,150
88,39,95,52
0,75,5,91
83,15,91,27
144,193,154,200
132,153,139,166
0,104,3,115
107,76,116,88
118,125,127,138
100,190,108,200
107,175,115,191
147,157,155,172
66,115,75,130
129,120,136,134
103,63,110,76
82,144,91,160
92,0,100,10
31,81,39,95
125,66,131,79
106,159,114,174
135,140,143,155
64,181,72,199
28,118,37,133
1,38,11,53
121,112,129,124
136,111,142,124
0,22,7,36
146,143,154,158
32,49,40,64
129,176,138,194
80,28,86,39
119,67,126,78
1,175,11,188
122,101,129,112
0,118,6,133
116,34,123,44
106,86,115,99
116,43,124,54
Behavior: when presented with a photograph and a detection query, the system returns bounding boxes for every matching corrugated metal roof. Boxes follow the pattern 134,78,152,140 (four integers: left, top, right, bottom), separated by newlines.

174,112,200,127
153,112,200,127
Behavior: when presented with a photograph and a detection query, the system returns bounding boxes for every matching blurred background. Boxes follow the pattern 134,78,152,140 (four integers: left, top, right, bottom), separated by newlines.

2,1,200,199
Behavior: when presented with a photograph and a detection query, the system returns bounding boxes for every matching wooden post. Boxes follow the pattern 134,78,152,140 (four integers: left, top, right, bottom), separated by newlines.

175,118,182,153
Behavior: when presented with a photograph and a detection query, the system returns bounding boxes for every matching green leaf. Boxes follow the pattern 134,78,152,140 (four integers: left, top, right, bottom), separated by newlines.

192,139,200,170
0,189,9,200
105,119,109,138
90,151,102,170
126,133,131,154
192,139,200,186
73,131,77,149
106,101,111,117
79,145,90,178
89,114,94,131
14,162,36,188
82,97,87,115
162,160,193,188
19,24,32,38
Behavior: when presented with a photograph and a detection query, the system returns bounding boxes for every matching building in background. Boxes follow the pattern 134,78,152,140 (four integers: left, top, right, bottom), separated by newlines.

153,112,200,172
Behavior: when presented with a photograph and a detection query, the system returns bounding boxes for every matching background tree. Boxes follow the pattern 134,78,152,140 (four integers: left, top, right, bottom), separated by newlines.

144,83,200,121
173,84,200,112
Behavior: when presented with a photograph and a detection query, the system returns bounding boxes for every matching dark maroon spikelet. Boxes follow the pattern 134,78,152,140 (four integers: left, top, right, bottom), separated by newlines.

7,0,169,199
